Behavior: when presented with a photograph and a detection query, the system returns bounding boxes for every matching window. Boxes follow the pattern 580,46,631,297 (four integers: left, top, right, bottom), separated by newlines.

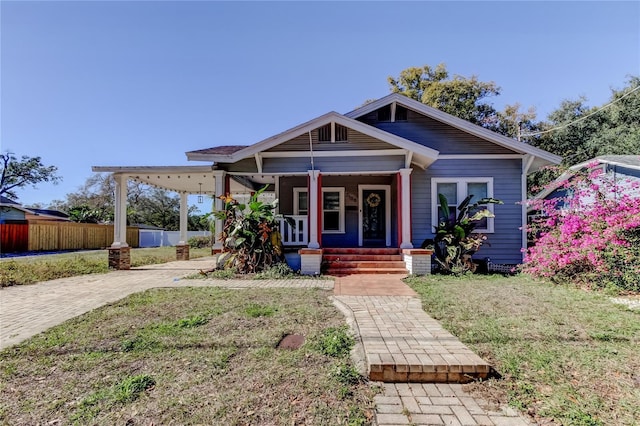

293,188,308,216
322,188,344,233
318,123,348,142
431,178,495,233
293,187,345,233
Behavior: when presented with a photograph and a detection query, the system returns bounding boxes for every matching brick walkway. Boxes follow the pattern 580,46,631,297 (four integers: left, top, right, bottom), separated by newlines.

333,274,531,426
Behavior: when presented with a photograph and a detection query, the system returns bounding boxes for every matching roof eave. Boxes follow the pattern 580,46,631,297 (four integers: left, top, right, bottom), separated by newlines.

346,93,562,166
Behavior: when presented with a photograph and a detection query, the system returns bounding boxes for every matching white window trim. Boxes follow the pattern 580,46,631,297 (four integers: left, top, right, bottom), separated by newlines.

322,187,345,234
293,187,308,215
431,177,495,233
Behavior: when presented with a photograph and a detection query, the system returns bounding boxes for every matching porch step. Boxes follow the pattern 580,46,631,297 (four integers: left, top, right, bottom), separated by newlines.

324,248,400,255
324,254,403,262
323,248,408,275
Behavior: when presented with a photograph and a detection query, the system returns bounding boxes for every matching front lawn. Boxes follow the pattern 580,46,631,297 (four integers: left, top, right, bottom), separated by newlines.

0,287,375,424
0,247,212,286
406,274,640,426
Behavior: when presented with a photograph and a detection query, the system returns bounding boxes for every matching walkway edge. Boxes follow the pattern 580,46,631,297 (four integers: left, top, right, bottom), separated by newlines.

330,295,368,377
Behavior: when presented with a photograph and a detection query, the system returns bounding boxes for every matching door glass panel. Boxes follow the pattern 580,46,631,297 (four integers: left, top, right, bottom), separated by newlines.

362,189,385,244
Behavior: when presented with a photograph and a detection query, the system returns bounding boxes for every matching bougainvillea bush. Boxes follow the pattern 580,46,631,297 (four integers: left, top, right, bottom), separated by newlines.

523,163,640,293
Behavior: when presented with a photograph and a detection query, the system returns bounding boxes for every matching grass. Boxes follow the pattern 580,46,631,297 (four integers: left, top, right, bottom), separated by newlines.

0,287,375,425
0,247,211,286
405,274,640,426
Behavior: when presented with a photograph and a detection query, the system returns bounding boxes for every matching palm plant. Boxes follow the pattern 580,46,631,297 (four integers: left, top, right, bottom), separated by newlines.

212,185,290,274
429,193,502,274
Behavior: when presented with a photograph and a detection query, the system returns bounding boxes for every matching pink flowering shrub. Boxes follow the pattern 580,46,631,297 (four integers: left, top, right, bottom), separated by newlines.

523,164,640,293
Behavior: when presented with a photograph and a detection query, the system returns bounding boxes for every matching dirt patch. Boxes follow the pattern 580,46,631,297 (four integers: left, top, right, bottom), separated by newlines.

277,334,305,350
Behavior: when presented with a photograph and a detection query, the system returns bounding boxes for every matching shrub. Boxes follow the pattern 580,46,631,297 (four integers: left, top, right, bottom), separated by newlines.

523,164,640,293
188,235,212,249
253,262,295,279
212,185,290,274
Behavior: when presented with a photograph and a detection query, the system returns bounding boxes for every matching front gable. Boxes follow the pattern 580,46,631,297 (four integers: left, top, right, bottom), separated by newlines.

187,111,440,172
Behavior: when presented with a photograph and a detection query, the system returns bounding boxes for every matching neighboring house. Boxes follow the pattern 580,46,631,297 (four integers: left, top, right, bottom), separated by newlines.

0,196,31,223
94,93,561,272
25,208,70,222
530,155,640,213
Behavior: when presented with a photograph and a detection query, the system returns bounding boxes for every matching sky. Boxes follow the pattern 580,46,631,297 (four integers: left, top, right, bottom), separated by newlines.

2,1,639,209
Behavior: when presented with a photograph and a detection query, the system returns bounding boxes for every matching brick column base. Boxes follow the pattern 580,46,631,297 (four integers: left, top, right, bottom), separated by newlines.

299,248,323,275
176,244,190,261
402,249,433,275
108,247,131,270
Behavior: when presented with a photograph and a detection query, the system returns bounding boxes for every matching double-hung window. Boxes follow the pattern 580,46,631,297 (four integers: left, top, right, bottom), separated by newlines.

431,178,495,233
293,187,345,233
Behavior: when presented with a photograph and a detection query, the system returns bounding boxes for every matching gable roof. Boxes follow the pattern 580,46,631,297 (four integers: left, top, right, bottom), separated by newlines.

345,93,562,171
186,111,440,169
570,155,640,172
531,155,640,203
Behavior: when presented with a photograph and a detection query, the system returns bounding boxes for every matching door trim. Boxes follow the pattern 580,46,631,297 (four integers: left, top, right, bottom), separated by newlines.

358,184,391,247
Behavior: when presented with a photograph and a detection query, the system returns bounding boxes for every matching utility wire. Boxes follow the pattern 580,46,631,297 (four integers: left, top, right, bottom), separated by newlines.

520,84,640,138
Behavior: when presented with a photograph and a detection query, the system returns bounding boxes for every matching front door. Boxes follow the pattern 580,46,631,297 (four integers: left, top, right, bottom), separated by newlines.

359,185,391,247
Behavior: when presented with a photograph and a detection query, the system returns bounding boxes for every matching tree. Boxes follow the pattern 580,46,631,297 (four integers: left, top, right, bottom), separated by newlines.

388,63,502,128
56,173,203,230
525,76,640,192
0,152,61,200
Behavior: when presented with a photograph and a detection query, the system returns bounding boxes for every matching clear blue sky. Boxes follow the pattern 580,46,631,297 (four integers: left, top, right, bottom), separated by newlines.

2,1,639,208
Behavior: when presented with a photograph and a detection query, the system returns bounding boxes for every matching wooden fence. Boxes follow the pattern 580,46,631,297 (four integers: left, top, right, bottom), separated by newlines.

0,221,139,253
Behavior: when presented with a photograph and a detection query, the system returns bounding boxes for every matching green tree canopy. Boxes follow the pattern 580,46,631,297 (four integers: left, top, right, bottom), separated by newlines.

388,63,538,138
0,152,61,200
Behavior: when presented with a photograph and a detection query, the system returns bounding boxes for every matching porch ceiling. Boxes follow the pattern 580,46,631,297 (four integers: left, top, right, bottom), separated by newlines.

92,166,218,194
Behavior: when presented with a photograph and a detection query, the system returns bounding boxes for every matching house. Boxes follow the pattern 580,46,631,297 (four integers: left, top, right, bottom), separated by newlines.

93,93,561,273
529,155,640,214
0,196,31,223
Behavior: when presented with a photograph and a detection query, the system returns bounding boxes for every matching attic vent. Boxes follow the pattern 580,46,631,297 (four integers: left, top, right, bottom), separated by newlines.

318,123,348,143
377,105,391,122
396,105,408,121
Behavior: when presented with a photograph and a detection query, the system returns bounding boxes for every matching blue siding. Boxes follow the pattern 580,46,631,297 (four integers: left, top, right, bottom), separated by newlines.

411,158,524,264
370,110,516,155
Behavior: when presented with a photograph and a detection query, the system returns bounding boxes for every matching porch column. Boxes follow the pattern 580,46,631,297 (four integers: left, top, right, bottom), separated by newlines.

176,192,190,260
308,170,321,249
212,170,226,251
109,173,130,270
399,168,413,249
112,173,129,248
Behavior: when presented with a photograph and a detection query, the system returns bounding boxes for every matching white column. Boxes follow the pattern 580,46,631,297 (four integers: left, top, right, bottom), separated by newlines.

212,171,226,250
308,170,320,249
521,155,534,260
178,192,188,245
399,168,413,249
112,173,129,247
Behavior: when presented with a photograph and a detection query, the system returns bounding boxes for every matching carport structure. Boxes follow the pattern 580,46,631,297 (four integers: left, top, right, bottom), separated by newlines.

92,165,225,269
